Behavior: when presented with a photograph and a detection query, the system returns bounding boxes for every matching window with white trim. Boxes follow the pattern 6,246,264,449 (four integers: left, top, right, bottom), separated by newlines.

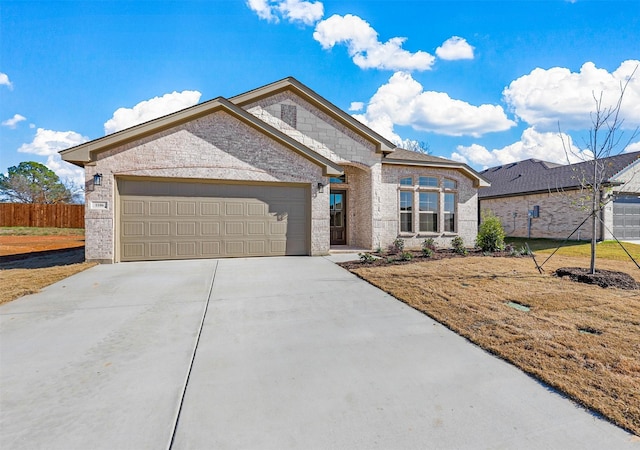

444,192,456,232
419,176,438,187
443,178,457,189
419,192,438,232
400,191,413,232
398,175,459,235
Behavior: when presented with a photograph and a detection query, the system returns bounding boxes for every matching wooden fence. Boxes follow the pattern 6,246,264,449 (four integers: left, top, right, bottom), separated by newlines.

0,203,84,228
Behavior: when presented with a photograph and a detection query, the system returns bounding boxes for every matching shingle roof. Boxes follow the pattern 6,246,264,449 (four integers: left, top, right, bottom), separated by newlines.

479,151,640,198
383,148,491,187
384,148,457,164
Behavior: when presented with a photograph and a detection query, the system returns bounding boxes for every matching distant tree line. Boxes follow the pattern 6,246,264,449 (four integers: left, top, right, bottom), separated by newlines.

0,161,83,204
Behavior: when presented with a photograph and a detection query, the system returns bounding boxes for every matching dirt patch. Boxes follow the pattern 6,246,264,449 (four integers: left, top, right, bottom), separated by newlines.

0,235,96,305
556,267,639,290
347,255,640,436
0,235,85,256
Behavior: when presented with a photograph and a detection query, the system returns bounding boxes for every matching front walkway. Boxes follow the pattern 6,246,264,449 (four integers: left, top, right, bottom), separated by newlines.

1,257,636,449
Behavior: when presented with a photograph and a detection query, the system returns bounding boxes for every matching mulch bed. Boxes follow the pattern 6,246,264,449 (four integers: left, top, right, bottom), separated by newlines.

555,267,639,290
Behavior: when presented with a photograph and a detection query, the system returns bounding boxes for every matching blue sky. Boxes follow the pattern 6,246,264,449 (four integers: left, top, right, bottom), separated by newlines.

1,0,639,188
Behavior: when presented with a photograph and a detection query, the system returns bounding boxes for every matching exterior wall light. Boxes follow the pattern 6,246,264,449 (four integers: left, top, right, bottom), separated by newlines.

93,173,103,186
317,182,326,193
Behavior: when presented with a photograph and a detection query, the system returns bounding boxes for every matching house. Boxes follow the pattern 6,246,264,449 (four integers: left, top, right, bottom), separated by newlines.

61,77,489,263
478,151,640,241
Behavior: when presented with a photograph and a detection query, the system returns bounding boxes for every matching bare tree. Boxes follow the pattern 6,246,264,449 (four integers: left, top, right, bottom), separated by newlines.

401,139,431,154
559,65,639,274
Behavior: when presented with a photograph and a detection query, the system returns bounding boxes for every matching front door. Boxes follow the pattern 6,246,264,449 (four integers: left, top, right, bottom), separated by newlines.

330,190,347,245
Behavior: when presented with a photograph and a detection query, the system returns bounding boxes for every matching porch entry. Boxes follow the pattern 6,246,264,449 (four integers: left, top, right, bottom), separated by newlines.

330,190,347,245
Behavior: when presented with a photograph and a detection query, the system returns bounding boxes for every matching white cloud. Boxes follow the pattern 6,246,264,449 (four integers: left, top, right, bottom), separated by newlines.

625,141,640,153
278,0,323,25
103,90,201,134
354,71,515,140
452,127,590,169
0,72,12,89
2,114,26,129
247,0,323,25
247,0,278,21
313,14,435,71
503,60,640,131
349,101,364,112
435,36,474,60
17,128,88,188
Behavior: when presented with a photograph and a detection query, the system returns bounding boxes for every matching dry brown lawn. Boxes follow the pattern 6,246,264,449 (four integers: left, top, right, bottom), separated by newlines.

350,255,640,436
0,233,96,305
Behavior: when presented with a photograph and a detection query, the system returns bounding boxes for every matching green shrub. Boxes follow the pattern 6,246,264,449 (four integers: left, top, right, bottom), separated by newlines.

399,251,413,261
422,238,436,252
452,236,468,255
476,211,506,252
358,252,376,263
422,247,434,257
390,237,405,254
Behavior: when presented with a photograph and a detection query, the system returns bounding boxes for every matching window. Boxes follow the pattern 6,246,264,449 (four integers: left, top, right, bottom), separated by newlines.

400,191,413,232
419,192,438,232
330,174,347,184
400,177,413,186
419,176,438,187
443,178,457,189
444,193,456,232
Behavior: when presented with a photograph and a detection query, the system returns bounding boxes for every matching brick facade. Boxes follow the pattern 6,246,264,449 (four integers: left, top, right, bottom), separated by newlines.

480,190,600,240
72,79,485,262
242,92,481,251
84,111,327,262
379,165,479,250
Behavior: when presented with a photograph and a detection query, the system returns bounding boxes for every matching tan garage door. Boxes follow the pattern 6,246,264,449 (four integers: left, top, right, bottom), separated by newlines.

118,179,309,261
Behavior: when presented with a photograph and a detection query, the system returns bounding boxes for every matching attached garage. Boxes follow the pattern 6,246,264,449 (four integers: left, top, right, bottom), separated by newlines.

118,178,309,261
613,195,640,240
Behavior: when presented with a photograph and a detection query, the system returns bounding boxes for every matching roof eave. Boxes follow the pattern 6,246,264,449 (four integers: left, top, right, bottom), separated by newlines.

59,96,343,177
382,158,491,188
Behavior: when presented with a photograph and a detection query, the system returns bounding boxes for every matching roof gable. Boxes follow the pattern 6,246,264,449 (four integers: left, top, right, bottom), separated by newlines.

229,77,396,154
59,96,343,176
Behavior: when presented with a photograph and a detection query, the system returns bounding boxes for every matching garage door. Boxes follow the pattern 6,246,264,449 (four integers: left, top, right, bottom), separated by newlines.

118,179,309,261
613,196,640,239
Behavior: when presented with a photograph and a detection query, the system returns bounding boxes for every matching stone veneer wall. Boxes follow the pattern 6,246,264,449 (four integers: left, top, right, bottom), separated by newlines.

243,91,384,249
377,165,479,250
480,190,601,240
243,92,381,168
84,110,328,263
330,164,372,249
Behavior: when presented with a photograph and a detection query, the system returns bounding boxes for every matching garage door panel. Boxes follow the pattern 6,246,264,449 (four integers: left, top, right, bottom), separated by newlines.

247,222,265,235
200,202,220,215
613,197,640,239
201,222,220,236
201,241,220,256
150,222,170,236
149,243,171,257
149,202,170,216
176,242,197,256
119,180,309,261
177,222,197,236
177,201,197,216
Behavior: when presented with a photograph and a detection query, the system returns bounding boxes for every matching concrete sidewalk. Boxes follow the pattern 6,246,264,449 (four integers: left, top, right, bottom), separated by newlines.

1,257,637,449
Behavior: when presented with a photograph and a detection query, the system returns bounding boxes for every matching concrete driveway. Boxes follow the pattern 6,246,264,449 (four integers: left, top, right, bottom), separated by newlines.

1,257,637,449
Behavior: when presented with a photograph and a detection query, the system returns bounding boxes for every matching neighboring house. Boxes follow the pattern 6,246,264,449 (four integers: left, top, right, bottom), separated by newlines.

61,77,488,263
478,151,640,241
